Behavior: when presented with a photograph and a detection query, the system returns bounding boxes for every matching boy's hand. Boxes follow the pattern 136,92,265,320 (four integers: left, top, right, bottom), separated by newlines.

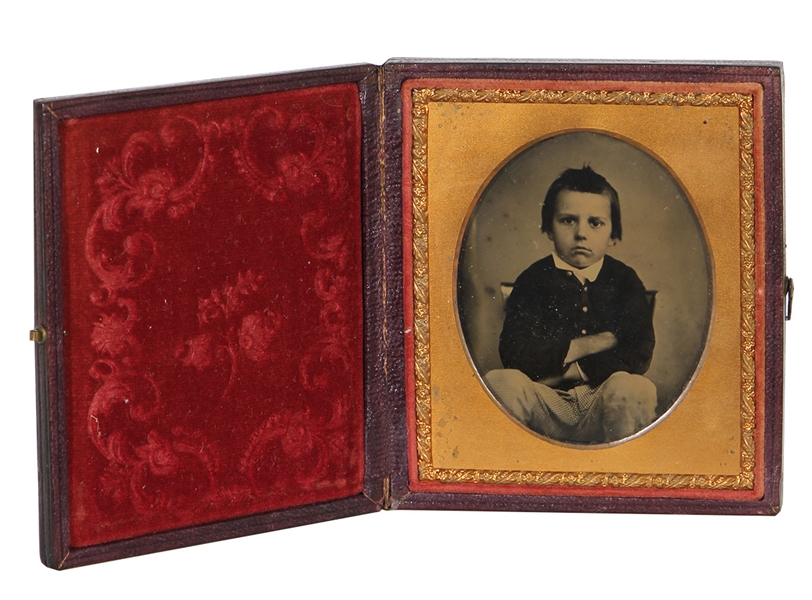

564,331,617,365
538,362,583,387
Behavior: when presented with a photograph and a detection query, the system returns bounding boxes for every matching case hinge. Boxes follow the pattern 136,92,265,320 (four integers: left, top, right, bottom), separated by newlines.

785,277,794,321
382,477,391,510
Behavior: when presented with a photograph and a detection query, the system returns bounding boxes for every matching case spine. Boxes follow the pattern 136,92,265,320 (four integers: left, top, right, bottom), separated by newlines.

33,100,70,569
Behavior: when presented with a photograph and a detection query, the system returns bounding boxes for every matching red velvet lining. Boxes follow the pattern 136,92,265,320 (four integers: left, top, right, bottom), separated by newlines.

60,84,364,547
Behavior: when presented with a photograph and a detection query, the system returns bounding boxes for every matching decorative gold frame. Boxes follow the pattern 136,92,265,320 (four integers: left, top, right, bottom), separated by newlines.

409,86,757,492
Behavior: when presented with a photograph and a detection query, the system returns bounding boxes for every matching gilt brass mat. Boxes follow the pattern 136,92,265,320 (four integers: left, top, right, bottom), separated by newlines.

407,81,762,492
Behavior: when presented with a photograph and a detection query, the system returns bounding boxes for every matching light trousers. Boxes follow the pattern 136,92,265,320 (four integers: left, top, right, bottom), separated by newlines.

485,369,657,444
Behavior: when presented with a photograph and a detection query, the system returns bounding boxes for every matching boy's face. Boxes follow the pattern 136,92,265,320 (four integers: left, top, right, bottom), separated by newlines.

547,190,615,269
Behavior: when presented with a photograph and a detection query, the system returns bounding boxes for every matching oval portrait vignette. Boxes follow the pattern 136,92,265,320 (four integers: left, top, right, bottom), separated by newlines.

455,131,713,448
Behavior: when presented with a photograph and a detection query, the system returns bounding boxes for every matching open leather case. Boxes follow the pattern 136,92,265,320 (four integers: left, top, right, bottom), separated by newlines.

33,60,786,569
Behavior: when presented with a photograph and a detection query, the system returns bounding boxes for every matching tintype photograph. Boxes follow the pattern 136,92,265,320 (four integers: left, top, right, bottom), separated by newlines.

457,132,712,446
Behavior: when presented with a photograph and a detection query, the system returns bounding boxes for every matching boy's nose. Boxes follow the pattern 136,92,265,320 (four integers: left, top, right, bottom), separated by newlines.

574,224,587,240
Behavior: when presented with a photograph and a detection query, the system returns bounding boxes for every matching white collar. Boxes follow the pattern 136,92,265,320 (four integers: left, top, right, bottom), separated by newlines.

552,254,604,284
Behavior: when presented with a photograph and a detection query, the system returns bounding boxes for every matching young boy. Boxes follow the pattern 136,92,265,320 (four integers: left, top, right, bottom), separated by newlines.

485,166,656,444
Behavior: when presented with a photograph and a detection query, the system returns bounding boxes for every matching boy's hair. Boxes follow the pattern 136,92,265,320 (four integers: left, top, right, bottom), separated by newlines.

541,166,622,240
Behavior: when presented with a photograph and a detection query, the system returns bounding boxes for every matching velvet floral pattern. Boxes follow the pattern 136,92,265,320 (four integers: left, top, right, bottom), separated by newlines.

60,84,364,547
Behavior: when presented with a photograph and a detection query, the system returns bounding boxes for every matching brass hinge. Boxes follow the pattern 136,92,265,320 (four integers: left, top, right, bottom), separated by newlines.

382,477,391,510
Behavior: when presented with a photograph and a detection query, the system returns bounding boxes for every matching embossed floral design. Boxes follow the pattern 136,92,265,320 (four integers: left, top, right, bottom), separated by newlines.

86,118,214,290
238,207,360,487
239,312,279,363
239,406,350,489
84,117,219,516
175,270,281,397
75,87,364,540
297,210,356,391
176,333,219,371
231,108,344,202
87,360,218,512
300,211,350,267
99,427,217,513
90,297,140,359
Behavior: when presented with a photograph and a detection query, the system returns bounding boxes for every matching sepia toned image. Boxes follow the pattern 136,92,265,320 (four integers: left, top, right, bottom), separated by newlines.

457,132,713,446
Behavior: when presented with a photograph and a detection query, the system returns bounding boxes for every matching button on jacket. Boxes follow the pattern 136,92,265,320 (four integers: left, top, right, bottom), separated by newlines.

499,254,655,386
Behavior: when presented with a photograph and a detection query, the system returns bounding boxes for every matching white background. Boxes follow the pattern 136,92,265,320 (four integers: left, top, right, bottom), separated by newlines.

1,1,809,597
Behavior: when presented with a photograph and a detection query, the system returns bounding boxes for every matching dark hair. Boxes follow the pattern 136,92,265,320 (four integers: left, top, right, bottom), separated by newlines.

540,166,622,240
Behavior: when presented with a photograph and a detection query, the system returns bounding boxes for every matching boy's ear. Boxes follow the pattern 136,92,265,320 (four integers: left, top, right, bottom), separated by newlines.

546,230,554,241
609,238,617,246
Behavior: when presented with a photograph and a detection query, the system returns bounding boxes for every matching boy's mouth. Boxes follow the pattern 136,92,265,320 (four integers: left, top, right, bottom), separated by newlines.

572,246,591,254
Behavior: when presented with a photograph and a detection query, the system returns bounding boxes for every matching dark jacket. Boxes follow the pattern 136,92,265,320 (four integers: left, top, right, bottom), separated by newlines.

499,254,655,386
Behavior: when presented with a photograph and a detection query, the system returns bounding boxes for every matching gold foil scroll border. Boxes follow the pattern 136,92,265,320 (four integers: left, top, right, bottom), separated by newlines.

410,88,756,491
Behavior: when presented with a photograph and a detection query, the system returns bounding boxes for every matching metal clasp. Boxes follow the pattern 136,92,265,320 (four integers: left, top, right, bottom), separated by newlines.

30,326,47,343
785,277,794,321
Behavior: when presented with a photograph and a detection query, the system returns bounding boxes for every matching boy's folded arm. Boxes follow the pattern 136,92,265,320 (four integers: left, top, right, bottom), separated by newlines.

563,332,617,364
499,330,571,382
578,320,655,382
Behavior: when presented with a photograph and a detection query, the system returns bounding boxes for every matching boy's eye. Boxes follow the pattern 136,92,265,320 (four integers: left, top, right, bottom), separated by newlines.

588,218,605,228
559,216,576,225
